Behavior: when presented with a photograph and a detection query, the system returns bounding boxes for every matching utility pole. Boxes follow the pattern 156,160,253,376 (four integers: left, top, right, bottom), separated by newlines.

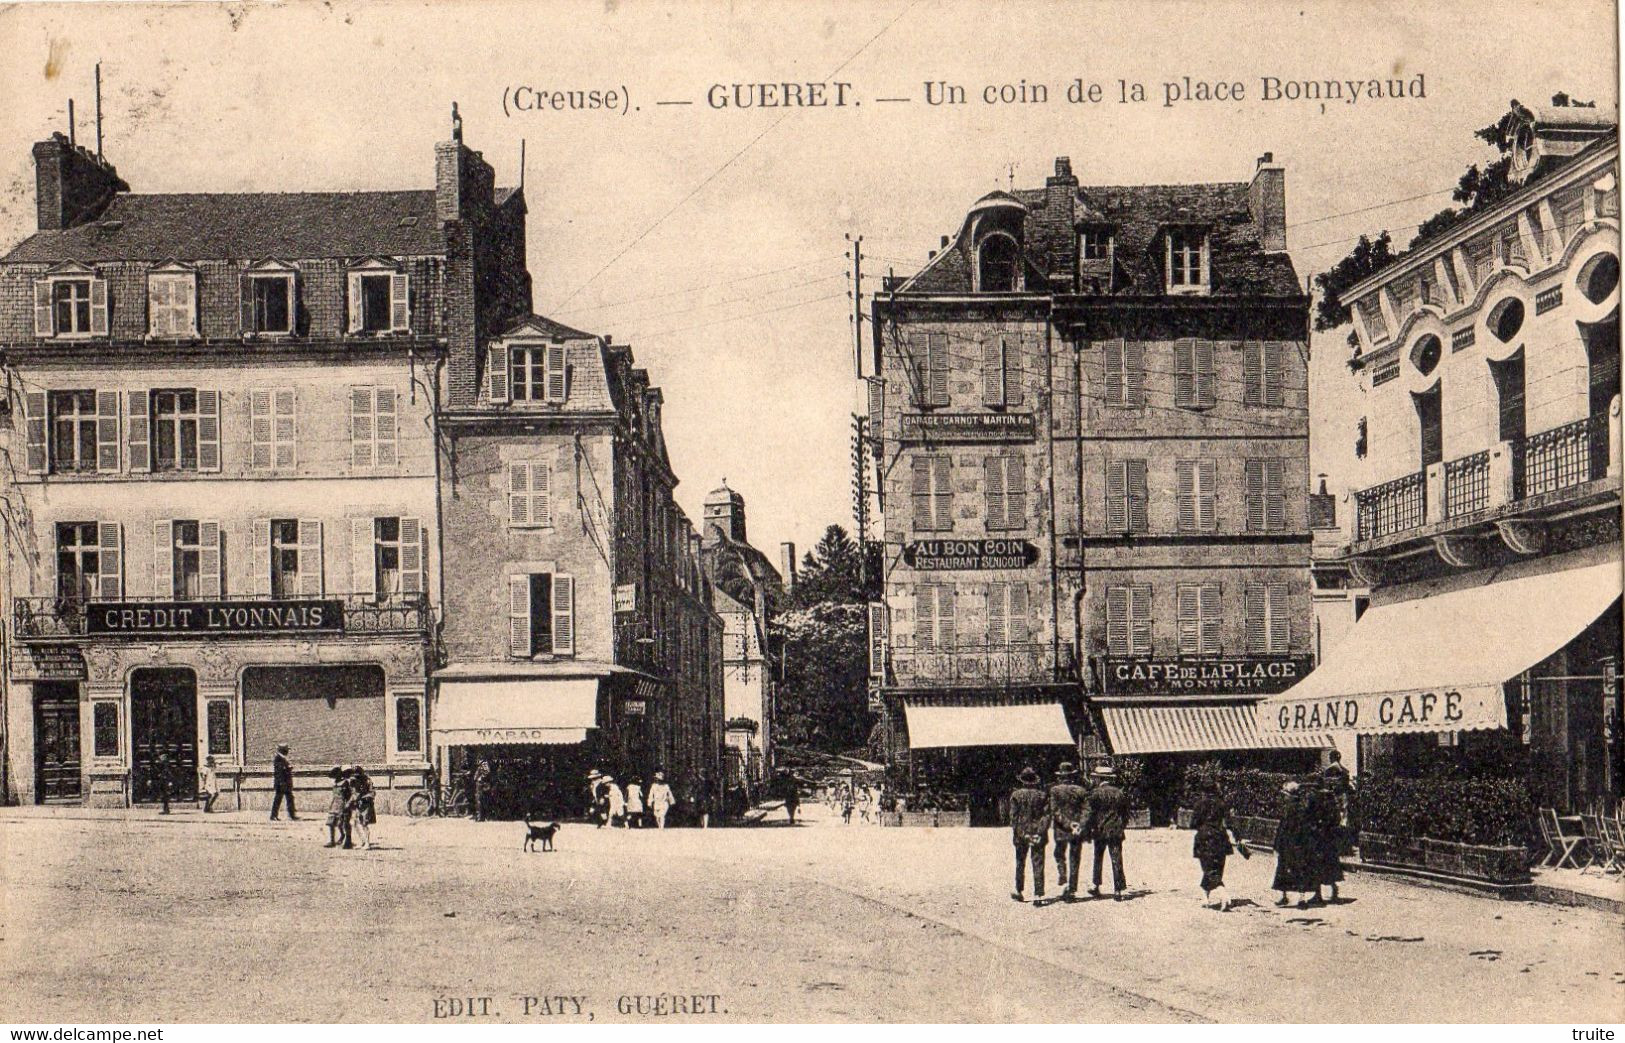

851,413,870,581
846,233,864,377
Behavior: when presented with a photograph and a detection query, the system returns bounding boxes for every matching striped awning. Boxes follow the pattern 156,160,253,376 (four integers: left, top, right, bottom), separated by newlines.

1098,701,1330,755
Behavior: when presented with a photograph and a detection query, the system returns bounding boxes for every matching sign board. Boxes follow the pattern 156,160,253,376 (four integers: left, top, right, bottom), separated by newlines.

900,412,1036,444
84,600,343,636
615,584,638,614
624,699,647,716
1261,684,1506,736
1100,656,1313,697
903,539,1038,571
867,603,888,678
15,644,88,681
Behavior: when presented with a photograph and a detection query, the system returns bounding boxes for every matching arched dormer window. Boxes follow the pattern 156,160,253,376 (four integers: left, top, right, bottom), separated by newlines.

977,233,1021,293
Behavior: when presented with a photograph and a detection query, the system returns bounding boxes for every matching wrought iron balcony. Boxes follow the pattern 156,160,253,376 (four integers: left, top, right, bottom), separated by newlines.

1521,412,1609,499
888,641,1077,688
1443,450,1490,519
1354,469,1426,541
13,592,431,640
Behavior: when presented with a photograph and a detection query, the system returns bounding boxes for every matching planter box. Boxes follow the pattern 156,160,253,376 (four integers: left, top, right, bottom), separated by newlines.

1126,808,1152,830
881,810,970,828
1230,814,1281,849
1359,831,1530,886
1175,808,1195,830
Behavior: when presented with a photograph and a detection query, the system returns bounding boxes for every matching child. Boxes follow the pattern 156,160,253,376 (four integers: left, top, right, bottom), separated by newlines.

324,766,349,848
349,766,376,849
198,756,221,813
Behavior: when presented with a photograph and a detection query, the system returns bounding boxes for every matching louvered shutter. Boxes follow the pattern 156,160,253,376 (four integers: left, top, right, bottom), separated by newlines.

1126,460,1148,532
1244,459,1266,531
273,389,296,468
508,462,531,526
96,522,121,599
509,575,532,657
1008,583,1028,645
1124,342,1145,406
1177,460,1197,530
988,585,1007,646
1195,340,1215,407
250,518,272,597
532,465,552,527
1103,339,1124,404
88,279,108,336
1177,584,1200,654
91,392,117,472
1007,337,1025,406
1264,459,1286,531
350,387,373,467
911,456,932,531
399,518,422,595
199,521,222,599
1266,343,1286,407
937,585,956,649
374,388,397,466
1106,460,1128,531
1243,342,1263,406
298,520,324,596
1199,584,1222,654
867,378,884,432
153,521,174,600
240,274,255,334
546,343,567,402
984,456,1006,530
915,586,936,651
250,390,273,469
390,273,410,331
1245,584,1267,653
346,272,363,333
1198,460,1216,531
488,345,511,403
1175,339,1196,407
1006,455,1027,529
932,454,953,531
24,392,47,474
351,518,374,597
551,574,575,654
1106,586,1129,655
197,390,221,472
1129,585,1152,655
927,333,948,406
127,390,150,472
33,280,53,336
1268,583,1291,653
982,336,1004,407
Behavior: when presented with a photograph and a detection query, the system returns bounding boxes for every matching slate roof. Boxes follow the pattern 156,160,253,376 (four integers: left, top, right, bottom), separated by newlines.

2,190,446,263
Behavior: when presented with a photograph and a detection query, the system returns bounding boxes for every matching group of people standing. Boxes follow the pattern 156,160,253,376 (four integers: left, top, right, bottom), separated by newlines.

589,769,676,828
1008,762,1132,903
323,764,378,850
1269,776,1347,907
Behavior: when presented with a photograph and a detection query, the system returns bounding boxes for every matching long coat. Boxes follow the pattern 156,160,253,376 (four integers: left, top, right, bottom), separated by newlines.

1305,788,1345,885
1083,783,1130,843
1271,794,1312,891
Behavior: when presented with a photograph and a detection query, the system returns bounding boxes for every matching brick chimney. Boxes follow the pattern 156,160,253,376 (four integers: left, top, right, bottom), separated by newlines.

780,542,797,591
1249,152,1286,253
34,132,127,231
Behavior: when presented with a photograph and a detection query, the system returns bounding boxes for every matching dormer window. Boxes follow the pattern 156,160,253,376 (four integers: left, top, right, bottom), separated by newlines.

33,265,108,339
347,261,410,335
977,234,1021,293
1080,228,1112,262
1166,228,1210,293
147,265,198,339
242,263,297,336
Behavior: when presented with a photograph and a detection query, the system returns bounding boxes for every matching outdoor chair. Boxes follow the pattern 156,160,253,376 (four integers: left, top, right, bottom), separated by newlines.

1540,807,1591,870
1578,813,1611,874
1595,808,1625,873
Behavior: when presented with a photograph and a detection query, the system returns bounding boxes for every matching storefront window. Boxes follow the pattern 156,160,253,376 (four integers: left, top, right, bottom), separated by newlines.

395,697,422,754
207,699,233,756
92,702,118,757
241,665,386,765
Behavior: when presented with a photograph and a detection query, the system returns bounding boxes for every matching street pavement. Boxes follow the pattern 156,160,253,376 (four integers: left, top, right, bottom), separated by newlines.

0,802,1620,1023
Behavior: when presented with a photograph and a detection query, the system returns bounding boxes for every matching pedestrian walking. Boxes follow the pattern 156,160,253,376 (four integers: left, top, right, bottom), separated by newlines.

1083,764,1130,899
857,785,873,824
604,775,626,827
1305,782,1345,904
1009,766,1050,903
1320,750,1354,825
840,785,855,824
778,771,800,825
153,753,173,814
1271,781,1312,906
625,777,645,828
324,766,350,847
1191,776,1248,911
270,744,298,821
349,765,376,849
198,756,221,813
472,759,492,822
647,772,675,828
1047,762,1088,900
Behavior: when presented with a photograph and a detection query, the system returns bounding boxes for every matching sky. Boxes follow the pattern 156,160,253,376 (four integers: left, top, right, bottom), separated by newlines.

0,0,1616,560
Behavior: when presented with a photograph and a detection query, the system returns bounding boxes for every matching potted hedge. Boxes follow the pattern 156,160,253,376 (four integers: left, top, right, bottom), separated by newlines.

1177,763,1300,848
1114,758,1153,829
1353,774,1533,886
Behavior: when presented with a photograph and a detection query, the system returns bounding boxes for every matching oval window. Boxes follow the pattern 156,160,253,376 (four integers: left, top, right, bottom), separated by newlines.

1579,252,1620,305
1409,333,1442,377
1487,298,1525,343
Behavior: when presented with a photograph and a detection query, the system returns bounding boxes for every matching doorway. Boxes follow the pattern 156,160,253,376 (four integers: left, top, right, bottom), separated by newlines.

1414,386,1443,470
33,683,82,802
131,668,197,803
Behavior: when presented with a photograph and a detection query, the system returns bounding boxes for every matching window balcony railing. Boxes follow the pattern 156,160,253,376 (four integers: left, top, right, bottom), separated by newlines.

1520,412,1610,499
1354,469,1426,541
1444,450,1491,519
12,592,430,640
888,641,1077,688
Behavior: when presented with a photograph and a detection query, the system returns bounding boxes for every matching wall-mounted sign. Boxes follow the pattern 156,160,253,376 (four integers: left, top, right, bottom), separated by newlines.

84,600,344,636
624,699,647,716
14,644,88,680
900,412,1036,444
1100,656,1313,697
904,539,1038,571
615,584,638,614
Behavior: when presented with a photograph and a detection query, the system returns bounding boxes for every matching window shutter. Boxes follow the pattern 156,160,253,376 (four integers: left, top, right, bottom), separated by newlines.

153,520,174,601
1177,584,1199,654
1195,340,1215,407
1199,584,1222,654
351,518,374,597
126,391,150,472
399,518,423,595
199,520,222,599
911,457,932,530
1175,339,1196,407
932,454,953,531
147,276,168,337
390,273,410,331
988,585,1007,646
937,584,956,649
96,522,122,599
551,574,575,654
1126,459,1148,532
1243,342,1263,406
96,392,120,469
1008,582,1028,645
1124,342,1145,406
915,586,936,651
1264,459,1286,531
88,278,108,336
239,275,254,334
508,462,531,525
1006,454,1027,529
346,272,363,333
868,603,887,676
374,387,398,467
24,392,47,474
867,378,884,432
1106,586,1129,655
1244,458,1265,531
273,388,296,468
1006,336,1025,406
1266,343,1286,407
1106,460,1127,531
297,519,324,596
250,389,273,469
181,273,198,336
488,345,511,403
250,518,271,597
546,343,568,402
1268,582,1291,653
984,455,1006,530
927,333,948,406
533,464,552,527
33,280,53,336
350,387,374,467
1245,584,1267,652
1129,584,1152,655
1176,460,1197,530
509,575,532,657
982,336,1004,407
196,390,221,472
1103,339,1124,404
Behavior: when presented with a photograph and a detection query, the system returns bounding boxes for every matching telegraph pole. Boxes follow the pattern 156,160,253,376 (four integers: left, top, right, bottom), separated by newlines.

846,233,864,378
851,413,870,579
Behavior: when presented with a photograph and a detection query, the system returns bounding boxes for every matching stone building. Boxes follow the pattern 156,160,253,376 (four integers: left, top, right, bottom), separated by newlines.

869,154,1326,823
1266,100,1621,814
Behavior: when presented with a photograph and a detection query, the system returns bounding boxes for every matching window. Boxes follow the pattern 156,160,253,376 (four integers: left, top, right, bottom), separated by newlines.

270,519,301,599
910,453,953,532
1102,339,1145,407
1245,582,1292,653
508,572,575,657
985,454,1027,530
1174,339,1216,409
147,271,197,338
915,584,956,651
1106,584,1153,656
912,332,949,407
206,700,232,756
244,274,294,335
250,388,297,470
395,697,423,755
981,336,1024,407
375,517,403,598
350,386,398,468
1105,459,1149,533
171,521,204,599
977,234,1020,293
1177,583,1223,655
505,344,568,402
93,702,119,758
26,390,117,475
987,583,1029,646
1243,342,1286,407
50,279,98,335
1244,458,1286,531
1080,229,1111,262
251,518,321,598
56,521,119,602
508,462,553,527
148,389,220,472
1167,229,1208,291
355,517,421,599
1175,459,1217,531
347,268,409,334
49,390,97,473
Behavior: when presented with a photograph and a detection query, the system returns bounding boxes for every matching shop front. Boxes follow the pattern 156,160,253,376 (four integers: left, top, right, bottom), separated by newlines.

894,694,1078,826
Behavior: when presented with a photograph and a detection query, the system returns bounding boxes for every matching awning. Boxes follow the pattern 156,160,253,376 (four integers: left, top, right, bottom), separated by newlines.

1098,701,1331,755
1262,560,1621,737
903,701,1073,748
433,678,599,746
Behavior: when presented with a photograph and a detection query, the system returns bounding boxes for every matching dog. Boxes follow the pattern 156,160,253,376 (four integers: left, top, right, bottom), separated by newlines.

522,817,560,852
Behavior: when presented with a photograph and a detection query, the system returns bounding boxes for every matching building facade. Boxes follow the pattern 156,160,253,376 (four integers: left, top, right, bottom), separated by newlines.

1269,100,1622,813
869,154,1324,823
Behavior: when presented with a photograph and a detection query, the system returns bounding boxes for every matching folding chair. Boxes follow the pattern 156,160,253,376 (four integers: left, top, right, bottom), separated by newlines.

1599,811,1625,873
1536,808,1561,867
1542,808,1590,870
1579,813,1610,874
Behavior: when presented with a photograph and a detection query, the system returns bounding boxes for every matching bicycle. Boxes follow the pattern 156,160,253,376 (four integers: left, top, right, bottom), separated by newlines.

405,767,472,818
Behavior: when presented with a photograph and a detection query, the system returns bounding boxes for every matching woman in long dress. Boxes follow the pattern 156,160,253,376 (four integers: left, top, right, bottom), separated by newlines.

1305,783,1345,904
1191,777,1246,911
1271,781,1309,906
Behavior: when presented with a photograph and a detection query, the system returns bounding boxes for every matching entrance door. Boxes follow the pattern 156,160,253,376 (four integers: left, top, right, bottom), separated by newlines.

34,683,82,802
131,668,198,803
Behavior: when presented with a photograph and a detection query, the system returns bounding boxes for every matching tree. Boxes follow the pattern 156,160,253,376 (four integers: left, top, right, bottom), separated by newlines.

786,524,881,608
777,524,880,753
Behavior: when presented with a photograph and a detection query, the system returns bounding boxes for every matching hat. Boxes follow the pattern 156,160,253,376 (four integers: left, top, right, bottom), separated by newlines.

1055,762,1078,777
1282,781,1300,794
1092,764,1116,778
329,766,344,780
654,771,665,781
277,744,290,753
1017,766,1040,786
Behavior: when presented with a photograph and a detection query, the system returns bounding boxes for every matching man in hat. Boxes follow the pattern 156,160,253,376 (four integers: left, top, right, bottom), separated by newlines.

647,771,676,829
1048,762,1089,899
270,744,298,821
1009,766,1050,903
1083,764,1130,899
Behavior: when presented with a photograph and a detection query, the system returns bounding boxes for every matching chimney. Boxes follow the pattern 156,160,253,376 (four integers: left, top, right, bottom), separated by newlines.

1047,154,1078,204
33,132,126,231
780,542,797,591
1249,152,1286,253
940,235,949,248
